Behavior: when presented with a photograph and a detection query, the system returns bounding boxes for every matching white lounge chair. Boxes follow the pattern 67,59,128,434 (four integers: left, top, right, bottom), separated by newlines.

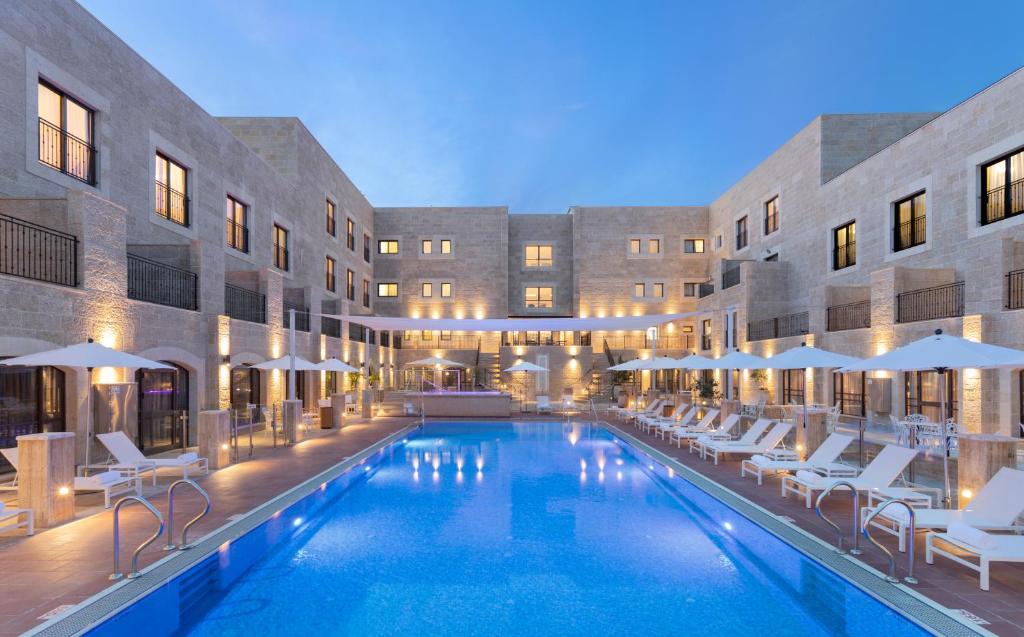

95,432,209,485
625,399,664,425
692,418,772,459
703,422,792,466
639,402,691,431
740,433,856,486
676,413,741,449
865,467,1024,552
926,522,1024,590
780,444,917,508
536,395,553,414
656,408,718,440
0,501,33,535
2,448,139,508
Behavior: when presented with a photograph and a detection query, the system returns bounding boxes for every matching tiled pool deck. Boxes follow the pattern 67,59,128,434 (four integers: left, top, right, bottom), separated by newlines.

0,415,1022,636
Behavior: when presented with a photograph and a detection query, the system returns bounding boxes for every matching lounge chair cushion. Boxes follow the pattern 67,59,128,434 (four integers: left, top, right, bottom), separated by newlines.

86,470,124,485
948,522,997,550
178,452,199,463
795,470,822,484
749,454,769,465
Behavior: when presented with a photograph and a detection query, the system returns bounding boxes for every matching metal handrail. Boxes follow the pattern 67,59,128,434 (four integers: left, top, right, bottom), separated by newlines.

814,480,862,555
110,496,164,580
164,478,212,551
862,498,918,584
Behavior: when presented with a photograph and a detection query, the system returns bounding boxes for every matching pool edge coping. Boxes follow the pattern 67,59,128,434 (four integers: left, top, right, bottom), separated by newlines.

602,422,994,637
26,424,421,637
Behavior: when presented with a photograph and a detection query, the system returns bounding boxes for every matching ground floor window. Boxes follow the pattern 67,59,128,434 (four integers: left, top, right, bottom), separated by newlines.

905,370,957,422
323,371,339,398
832,371,866,417
782,369,804,404
730,369,739,400
1018,371,1024,437
231,365,261,417
0,363,65,471
284,371,312,410
136,362,189,454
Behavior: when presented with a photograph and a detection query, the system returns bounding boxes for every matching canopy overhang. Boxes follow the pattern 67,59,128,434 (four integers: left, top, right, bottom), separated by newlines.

328,312,695,333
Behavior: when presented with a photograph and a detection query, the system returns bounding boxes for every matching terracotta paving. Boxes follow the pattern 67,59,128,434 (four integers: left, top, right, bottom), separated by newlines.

0,417,415,637
605,419,1024,637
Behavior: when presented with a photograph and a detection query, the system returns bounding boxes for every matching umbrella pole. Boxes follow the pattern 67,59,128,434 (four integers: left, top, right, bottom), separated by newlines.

288,309,296,402
939,367,951,509
85,366,93,471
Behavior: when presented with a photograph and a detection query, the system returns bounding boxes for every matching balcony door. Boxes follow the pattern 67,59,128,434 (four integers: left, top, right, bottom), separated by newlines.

136,362,188,454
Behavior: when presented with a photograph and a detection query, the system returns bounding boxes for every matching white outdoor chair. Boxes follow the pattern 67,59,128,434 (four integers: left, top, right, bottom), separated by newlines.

536,395,553,414
926,523,1024,590
780,444,918,508
685,414,742,452
703,422,792,466
95,432,209,485
865,467,1024,552
656,408,718,441
740,433,856,486
0,502,33,535
2,447,139,508
692,417,771,459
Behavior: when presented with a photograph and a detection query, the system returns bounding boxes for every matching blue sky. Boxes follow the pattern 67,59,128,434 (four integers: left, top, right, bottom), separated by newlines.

81,0,1024,212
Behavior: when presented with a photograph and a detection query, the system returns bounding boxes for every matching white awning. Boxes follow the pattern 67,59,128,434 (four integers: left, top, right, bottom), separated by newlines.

326,312,695,333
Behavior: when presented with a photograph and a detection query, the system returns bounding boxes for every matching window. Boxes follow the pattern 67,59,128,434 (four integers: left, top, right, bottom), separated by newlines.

782,369,804,404
155,153,189,226
326,200,336,236
683,282,697,297
0,364,66,471
273,224,289,271
346,218,355,250
524,244,553,267
377,282,398,297
905,370,958,422
440,282,451,298
37,81,95,184
440,239,451,254
833,371,866,417
629,239,641,254
634,282,645,297
363,234,371,263
226,195,248,253
684,239,705,254
325,256,336,292
893,191,926,251
525,286,553,309
647,238,660,254
652,283,664,297
422,282,433,297
378,240,399,254
764,197,779,235
715,235,723,250
422,239,433,255
439,330,452,341
765,252,779,262
832,221,856,270
346,269,354,300
362,280,370,307
701,319,712,350
421,330,433,341
735,216,748,250
981,149,1024,225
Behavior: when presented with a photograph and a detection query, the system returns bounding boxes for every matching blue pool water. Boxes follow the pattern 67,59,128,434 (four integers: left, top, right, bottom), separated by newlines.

177,422,926,636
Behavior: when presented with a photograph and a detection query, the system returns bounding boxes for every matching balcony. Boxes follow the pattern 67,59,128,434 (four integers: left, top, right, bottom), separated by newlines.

827,300,870,332
38,118,96,185
225,283,266,324
127,253,198,311
982,177,1024,225
896,281,964,323
404,334,478,350
602,334,692,350
155,181,189,227
747,311,809,342
283,303,310,332
721,265,740,290
503,331,591,347
321,316,341,338
0,213,78,287
226,219,249,253
698,282,715,298
1008,270,1024,310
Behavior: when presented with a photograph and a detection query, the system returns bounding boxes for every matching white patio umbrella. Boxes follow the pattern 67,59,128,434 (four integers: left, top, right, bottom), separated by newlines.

253,355,321,371
762,343,862,453
0,339,173,467
503,361,549,412
840,328,1024,507
406,356,466,391
315,358,361,373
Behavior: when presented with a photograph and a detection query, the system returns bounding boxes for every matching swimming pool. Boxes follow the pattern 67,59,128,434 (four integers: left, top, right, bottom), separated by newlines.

102,421,923,637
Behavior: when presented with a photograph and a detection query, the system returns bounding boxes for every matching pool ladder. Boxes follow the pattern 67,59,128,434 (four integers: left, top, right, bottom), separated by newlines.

109,480,213,580
862,498,918,584
814,481,862,556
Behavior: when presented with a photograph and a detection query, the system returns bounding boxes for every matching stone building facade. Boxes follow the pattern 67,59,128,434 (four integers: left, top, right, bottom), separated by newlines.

1,0,1023,461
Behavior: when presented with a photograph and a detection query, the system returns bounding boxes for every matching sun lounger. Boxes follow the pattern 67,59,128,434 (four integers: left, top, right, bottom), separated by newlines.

740,433,856,486
865,467,1024,552
2,448,139,508
703,422,792,465
655,408,718,440
926,523,1024,590
0,501,33,535
780,444,917,508
95,432,208,485
536,395,553,414
674,413,741,448
638,403,691,431
692,418,772,459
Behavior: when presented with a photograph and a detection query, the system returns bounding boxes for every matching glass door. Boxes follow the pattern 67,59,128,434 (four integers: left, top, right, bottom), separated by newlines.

136,362,188,454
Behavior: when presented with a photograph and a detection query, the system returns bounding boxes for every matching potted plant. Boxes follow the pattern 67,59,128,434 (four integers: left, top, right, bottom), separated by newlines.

610,355,631,401
693,376,720,403
750,369,769,403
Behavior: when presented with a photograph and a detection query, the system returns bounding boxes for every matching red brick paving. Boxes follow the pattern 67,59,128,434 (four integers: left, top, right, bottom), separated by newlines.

0,418,414,637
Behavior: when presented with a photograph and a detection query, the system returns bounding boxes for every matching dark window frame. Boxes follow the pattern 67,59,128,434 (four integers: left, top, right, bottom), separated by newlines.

363,234,371,263
326,199,336,236
346,218,355,250
735,216,748,250
832,220,856,270
377,239,399,254
362,279,370,308
37,79,96,185
325,255,336,292
226,195,249,253
154,152,189,227
981,149,1024,225
272,224,289,271
683,239,705,254
346,269,355,301
764,196,779,235
893,191,927,252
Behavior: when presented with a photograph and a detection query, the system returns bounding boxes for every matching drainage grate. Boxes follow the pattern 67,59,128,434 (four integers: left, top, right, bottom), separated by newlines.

953,610,991,626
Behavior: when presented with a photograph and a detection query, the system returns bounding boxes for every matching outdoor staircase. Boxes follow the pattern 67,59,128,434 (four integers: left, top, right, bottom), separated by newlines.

476,352,501,389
